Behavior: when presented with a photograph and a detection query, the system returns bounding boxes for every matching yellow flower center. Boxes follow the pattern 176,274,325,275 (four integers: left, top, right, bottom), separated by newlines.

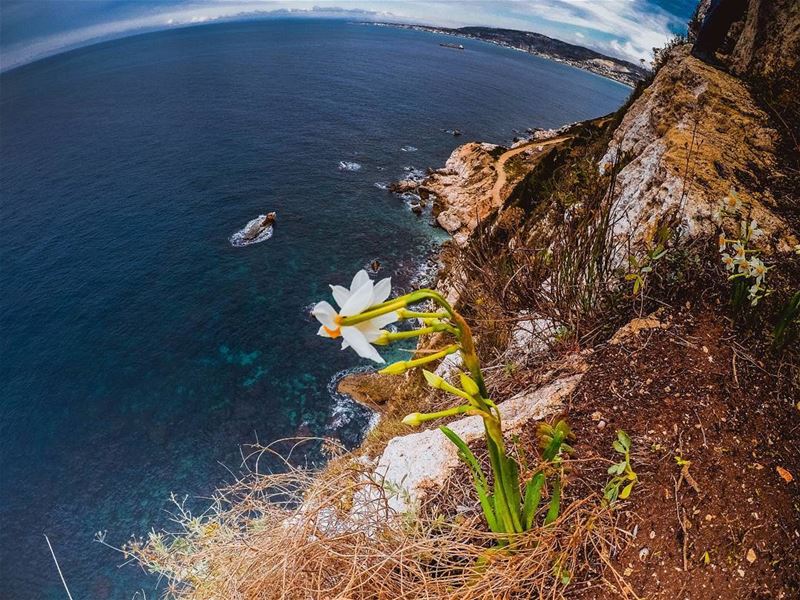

323,325,341,338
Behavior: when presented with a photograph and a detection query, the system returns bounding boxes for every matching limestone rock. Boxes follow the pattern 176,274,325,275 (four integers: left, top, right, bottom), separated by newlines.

601,46,796,255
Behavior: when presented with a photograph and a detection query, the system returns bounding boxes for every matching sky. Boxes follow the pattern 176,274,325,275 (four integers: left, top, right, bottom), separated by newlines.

0,1,697,72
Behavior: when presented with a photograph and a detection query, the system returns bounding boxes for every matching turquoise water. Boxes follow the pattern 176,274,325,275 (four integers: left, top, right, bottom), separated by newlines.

0,19,629,597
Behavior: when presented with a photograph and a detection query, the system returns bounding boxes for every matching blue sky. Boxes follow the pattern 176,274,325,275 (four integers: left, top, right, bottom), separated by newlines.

0,1,697,71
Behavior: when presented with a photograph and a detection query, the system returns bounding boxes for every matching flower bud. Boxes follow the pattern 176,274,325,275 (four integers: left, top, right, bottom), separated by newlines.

402,413,423,427
423,369,444,389
459,373,480,396
379,361,407,376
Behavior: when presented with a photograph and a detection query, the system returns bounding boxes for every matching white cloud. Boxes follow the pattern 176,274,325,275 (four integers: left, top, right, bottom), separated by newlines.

1,0,683,71
510,0,677,61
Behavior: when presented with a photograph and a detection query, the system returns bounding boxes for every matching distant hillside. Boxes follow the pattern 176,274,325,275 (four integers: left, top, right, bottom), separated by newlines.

371,23,650,86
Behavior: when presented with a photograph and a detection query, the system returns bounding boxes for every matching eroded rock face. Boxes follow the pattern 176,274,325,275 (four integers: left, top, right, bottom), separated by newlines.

374,370,586,514
426,142,502,241
601,46,796,255
729,0,800,83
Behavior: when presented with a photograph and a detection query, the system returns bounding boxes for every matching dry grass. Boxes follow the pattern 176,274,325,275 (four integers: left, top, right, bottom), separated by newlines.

449,138,628,357
124,440,629,600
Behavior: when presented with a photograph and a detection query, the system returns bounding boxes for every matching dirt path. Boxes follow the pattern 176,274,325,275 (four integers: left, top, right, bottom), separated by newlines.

491,136,570,205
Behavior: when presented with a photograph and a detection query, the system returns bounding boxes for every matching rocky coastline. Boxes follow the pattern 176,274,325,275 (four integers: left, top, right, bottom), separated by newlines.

368,22,648,87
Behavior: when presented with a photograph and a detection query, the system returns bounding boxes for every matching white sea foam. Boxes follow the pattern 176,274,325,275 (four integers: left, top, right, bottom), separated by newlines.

400,145,418,152
399,192,421,203
229,216,273,247
402,166,426,181
374,182,389,190
326,366,379,433
338,161,362,172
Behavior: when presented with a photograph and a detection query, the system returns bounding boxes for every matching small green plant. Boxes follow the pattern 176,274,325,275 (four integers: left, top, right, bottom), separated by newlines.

625,225,670,296
604,430,637,504
311,269,573,538
715,190,770,307
773,290,800,350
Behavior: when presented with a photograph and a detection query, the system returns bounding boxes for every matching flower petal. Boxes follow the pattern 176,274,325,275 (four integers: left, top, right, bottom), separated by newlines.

341,280,374,316
341,326,385,363
350,270,370,293
330,285,350,309
312,301,338,329
354,321,384,342
368,311,398,329
372,277,392,305
318,325,333,338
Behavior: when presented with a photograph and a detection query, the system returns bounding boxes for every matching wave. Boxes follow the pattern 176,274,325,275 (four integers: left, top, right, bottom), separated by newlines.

229,215,274,247
338,161,362,171
399,192,421,203
374,182,389,190
326,366,379,435
400,145,418,152
402,166,426,181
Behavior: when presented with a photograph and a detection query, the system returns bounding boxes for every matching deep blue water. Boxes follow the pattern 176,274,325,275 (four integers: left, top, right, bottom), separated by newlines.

0,19,628,598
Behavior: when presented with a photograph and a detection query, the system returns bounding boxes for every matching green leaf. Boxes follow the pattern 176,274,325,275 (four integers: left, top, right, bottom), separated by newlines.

620,480,635,499
544,477,562,525
612,440,625,454
439,426,499,532
617,430,631,451
633,278,641,294
607,462,626,475
522,473,545,530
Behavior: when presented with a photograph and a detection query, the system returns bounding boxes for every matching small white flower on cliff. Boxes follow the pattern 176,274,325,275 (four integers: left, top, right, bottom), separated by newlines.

312,270,397,364
732,242,746,262
747,219,762,239
722,191,742,213
718,233,728,253
748,257,768,282
748,282,763,305
721,253,736,271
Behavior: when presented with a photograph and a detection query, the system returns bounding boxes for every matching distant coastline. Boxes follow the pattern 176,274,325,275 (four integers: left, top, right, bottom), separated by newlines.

366,22,648,87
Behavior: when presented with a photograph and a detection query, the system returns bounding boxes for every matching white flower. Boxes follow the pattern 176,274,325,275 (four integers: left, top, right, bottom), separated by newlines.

721,253,735,271
748,282,762,303
748,257,768,282
732,242,746,261
747,219,762,239
312,270,397,363
735,258,750,275
722,191,742,213
718,233,727,253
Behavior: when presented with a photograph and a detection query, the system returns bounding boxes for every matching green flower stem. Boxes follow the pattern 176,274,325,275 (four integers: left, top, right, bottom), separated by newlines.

405,404,475,424
400,290,525,534
397,309,449,320
339,298,409,327
378,344,460,375
354,287,524,535
376,326,437,344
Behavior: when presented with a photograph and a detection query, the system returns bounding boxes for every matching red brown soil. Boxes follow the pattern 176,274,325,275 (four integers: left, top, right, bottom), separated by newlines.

567,305,800,599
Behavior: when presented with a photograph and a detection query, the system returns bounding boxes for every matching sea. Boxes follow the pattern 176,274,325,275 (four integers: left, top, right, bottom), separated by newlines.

0,19,629,598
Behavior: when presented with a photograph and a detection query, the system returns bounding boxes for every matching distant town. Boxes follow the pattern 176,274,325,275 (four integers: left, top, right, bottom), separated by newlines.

368,22,650,86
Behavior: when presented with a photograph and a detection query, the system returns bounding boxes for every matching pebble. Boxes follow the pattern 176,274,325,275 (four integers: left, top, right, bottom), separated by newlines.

598,420,607,429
